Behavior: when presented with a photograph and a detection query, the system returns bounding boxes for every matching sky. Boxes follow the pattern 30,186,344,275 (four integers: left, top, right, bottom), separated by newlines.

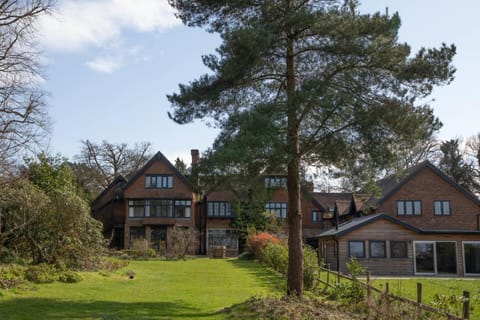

37,0,479,165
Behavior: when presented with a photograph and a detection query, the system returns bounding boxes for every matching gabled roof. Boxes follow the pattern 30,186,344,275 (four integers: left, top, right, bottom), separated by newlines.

91,174,127,206
374,161,480,207
316,213,422,238
316,213,480,239
122,151,195,192
312,193,351,210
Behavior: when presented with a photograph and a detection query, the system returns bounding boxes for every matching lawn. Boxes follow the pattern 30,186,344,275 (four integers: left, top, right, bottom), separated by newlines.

0,258,285,319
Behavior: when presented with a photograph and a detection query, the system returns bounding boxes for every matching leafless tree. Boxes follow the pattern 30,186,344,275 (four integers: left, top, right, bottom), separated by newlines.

75,140,152,192
0,0,54,179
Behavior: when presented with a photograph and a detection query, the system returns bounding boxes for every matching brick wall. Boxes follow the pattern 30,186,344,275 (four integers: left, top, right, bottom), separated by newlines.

379,167,480,231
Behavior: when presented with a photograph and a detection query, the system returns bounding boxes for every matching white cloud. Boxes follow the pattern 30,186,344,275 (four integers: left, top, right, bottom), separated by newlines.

85,56,122,74
37,0,181,52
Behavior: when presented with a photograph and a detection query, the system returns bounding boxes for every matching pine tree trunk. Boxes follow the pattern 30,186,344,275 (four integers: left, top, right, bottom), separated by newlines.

285,12,303,295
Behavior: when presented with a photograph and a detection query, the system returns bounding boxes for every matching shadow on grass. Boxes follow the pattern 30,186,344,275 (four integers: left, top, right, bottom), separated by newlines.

226,259,285,294
0,298,217,319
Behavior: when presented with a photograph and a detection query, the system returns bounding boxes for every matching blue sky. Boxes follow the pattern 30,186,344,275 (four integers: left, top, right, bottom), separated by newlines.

38,0,478,164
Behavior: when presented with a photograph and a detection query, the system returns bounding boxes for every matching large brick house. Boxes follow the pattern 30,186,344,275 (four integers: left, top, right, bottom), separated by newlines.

317,161,480,276
92,151,198,254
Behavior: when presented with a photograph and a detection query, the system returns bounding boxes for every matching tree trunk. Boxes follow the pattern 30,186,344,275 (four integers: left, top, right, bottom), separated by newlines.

286,13,303,296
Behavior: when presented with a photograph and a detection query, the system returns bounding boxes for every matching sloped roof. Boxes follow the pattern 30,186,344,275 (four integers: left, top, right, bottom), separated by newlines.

91,174,127,207
122,151,195,192
316,213,480,238
312,193,352,210
370,161,480,208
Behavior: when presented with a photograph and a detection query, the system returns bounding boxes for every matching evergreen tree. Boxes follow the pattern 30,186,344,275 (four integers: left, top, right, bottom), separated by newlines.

167,0,455,295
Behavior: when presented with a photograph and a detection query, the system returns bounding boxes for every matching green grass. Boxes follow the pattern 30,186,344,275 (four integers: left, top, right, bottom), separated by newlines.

0,258,285,319
317,270,480,318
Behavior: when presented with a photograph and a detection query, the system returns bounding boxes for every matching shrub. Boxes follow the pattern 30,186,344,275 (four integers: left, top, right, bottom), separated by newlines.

0,264,28,289
100,259,129,272
246,232,280,259
168,226,196,260
260,242,288,275
25,263,58,283
303,246,319,290
123,249,156,260
58,271,83,283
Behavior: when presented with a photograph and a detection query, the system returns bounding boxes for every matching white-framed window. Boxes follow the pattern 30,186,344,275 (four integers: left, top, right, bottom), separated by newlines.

312,211,321,222
397,200,422,216
463,241,480,275
413,241,457,275
128,199,191,219
434,200,451,215
207,201,233,217
145,175,173,189
207,229,238,249
174,200,192,218
265,202,287,219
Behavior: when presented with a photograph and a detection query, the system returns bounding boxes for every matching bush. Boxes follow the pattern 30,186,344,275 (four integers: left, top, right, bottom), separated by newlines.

123,249,156,260
58,271,82,283
246,232,280,259
0,264,28,289
303,246,319,290
260,242,288,275
25,263,60,283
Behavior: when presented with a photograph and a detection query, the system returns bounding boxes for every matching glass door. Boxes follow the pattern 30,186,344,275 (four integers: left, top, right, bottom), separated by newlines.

414,241,457,275
414,242,435,275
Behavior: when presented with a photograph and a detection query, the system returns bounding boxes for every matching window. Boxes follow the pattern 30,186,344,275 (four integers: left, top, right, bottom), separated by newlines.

414,241,457,275
174,200,191,218
349,241,365,258
207,229,238,249
265,202,287,219
145,175,173,189
390,241,408,258
463,242,480,275
264,177,287,188
397,200,422,216
369,241,386,258
207,202,233,217
128,199,191,219
149,200,173,217
128,200,146,218
434,200,451,215
312,211,321,222
129,227,145,248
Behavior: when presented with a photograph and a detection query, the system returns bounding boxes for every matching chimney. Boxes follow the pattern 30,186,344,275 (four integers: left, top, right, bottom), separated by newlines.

191,149,199,167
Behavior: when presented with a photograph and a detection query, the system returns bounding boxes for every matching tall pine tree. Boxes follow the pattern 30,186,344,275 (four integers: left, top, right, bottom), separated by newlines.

167,0,455,295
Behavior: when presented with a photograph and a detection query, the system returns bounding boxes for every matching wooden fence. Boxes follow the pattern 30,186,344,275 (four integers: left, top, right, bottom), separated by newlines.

318,266,471,320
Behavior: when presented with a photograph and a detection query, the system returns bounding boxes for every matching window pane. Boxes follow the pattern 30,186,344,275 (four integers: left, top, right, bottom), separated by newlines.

405,201,413,215
391,241,407,258
442,201,450,215
464,243,480,274
434,201,442,215
414,201,422,215
397,201,405,215
415,242,434,274
370,241,385,258
436,242,456,275
349,241,364,258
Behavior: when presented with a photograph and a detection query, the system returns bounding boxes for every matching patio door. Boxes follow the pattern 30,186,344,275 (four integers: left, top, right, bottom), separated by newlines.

414,241,457,275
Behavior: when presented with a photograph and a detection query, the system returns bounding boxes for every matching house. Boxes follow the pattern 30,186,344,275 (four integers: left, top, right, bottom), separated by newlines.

317,161,480,276
91,151,198,255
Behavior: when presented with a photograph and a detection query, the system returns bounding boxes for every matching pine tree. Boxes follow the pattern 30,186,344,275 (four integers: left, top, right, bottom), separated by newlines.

167,0,455,295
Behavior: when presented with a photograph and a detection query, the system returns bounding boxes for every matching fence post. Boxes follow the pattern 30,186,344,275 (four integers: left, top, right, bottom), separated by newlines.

463,291,470,320
337,269,340,285
416,282,422,318
327,264,330,286
385,282,390,316
366,272,371,313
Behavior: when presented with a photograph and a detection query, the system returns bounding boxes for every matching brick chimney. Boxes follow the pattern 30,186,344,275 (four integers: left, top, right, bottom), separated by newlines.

191,149,199,167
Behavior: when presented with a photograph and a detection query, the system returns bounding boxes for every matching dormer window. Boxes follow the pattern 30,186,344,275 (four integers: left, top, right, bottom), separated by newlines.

145,175,173,189
265,177,287,188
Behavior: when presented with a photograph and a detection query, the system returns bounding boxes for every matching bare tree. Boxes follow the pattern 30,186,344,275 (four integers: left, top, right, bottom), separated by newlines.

74,140,152,192
0,0,54,178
